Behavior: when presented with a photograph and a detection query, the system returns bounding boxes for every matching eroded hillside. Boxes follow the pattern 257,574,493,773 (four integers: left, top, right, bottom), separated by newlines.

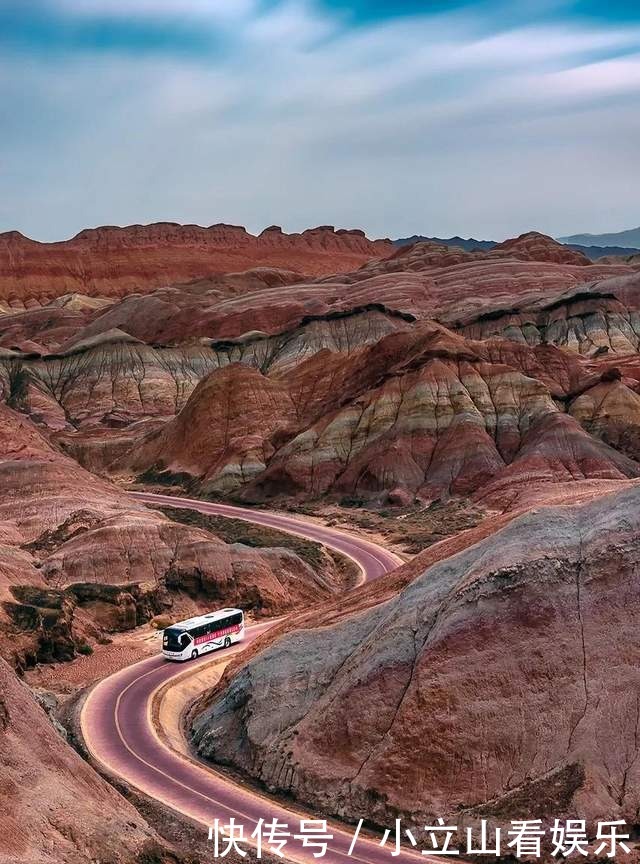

192,485,640,836
3,227,640,862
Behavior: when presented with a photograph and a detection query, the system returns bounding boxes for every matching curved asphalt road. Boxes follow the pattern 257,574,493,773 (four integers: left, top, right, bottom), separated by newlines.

81,492,427,864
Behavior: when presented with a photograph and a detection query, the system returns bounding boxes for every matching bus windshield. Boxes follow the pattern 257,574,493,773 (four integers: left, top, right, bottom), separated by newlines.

163,628,190,651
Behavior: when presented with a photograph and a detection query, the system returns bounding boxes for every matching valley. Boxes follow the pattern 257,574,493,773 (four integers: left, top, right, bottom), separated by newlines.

2,224,640,862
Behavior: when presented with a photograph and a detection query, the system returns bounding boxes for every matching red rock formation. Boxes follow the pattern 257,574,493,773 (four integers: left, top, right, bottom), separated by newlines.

570,376,640,461
192,484,640,834
120,363,297,494
1,247,632,357
0,405,343,670
5,219,640,864
460,272,640,355
475,411,639,509
0,657,176,864
0,223,393,306
488,230,591,265
2,232,640,512
0,305,414,438
110,322,639,505
335,230,615,287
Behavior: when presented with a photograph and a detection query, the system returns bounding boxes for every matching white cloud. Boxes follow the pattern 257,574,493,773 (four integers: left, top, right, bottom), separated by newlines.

245,0,337,48
51,0,256,20
3,1,640,241
543,53,640,98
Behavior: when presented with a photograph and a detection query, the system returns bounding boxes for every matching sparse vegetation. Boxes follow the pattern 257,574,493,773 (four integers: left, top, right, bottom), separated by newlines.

338,495,368,508
157,505,327,571
136,467,194,488
76,642,94,656
6,360,30,410
286,498,486,555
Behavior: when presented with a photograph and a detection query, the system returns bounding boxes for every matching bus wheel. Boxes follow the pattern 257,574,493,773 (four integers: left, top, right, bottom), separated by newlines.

191,649,198,660
224,637,231,649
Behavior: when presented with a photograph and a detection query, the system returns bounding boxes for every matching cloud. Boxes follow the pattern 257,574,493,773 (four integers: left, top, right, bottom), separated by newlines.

1,0,640,241
543,52,640,97
51,0,257,20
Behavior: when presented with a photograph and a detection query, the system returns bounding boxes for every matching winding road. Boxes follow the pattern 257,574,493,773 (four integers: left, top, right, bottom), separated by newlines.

81,492,428,864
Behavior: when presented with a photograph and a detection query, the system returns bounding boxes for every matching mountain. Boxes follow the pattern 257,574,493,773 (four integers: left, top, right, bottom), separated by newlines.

0,403,346,674
0,223,393,306
4,225,640,861
192,484,640,833
6,231,632,509
393,234,497,251
564,243,640,260
393,230,640,260
0,656,177,864
558,226,640,249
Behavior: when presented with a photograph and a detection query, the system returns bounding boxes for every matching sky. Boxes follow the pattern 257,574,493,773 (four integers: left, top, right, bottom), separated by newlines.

1,0,639,242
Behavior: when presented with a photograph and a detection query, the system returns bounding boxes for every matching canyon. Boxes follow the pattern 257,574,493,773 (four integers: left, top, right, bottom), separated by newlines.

3,223,640,861
192,484,640,838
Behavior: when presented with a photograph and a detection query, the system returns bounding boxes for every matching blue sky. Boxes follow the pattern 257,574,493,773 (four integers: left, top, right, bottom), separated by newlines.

1,0,639,241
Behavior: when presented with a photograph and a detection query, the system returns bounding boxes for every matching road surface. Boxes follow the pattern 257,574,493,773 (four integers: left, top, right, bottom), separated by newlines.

81,492,429,864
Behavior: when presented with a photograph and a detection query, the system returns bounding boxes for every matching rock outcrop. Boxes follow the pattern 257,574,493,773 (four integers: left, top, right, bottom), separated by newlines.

113,322,638,505
2,231,640,512
460,272,640,356
331,231,623,288
569,374,640,462
192,484,640,833
1,234,631,356
488,231,592,265
3,248,640,508
121,363,297,493
0,405,343,669
245,330,638,503
0,657,177,864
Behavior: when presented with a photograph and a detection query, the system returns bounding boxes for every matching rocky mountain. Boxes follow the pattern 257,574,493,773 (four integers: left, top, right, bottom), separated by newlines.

393,230,640,261
192,483,640,835
3,231,640,509
109,317,638,509
0,404,344,671
489,231,591,265
0,223,393,307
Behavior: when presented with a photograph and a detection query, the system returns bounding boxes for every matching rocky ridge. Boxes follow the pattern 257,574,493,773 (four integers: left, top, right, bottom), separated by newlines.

107,322,640,507
3,234,640,508
0,223,393,306
0,404,343,670
0,657,178,864
192,484,640,836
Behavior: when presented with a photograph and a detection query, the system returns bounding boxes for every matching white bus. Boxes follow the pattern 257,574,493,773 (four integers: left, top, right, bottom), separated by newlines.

162,608,245,661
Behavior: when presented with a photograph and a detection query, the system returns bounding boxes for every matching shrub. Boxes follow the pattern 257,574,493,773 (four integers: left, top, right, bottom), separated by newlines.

77,642,94,656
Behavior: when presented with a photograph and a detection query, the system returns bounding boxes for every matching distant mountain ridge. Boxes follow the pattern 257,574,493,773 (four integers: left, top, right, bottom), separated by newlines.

558,226,640,249
393,234,497,252
565,243,640,260
394,231,640,261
